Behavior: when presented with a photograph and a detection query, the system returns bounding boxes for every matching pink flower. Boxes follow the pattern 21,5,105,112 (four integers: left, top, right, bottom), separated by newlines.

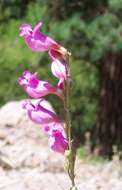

51,60,66,80
18,71,62,98
49,47,68,86
48,46,67,88
19,22,60,52
44,123,68,154
44,123,65,136
51,59,67,88
19,22,68,62
48,125,68,154
22,99,61,125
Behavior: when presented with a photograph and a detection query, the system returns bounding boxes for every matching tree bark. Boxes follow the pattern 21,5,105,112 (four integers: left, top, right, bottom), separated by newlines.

97,53,122,157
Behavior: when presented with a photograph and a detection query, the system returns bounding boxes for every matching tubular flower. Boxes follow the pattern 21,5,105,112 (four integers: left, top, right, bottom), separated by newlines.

51,59,67,89
49,130,68,154
51,60,66,80
18,71,62,98
19,22,60,52
22,99,61,125
19,22,69,61
45,123,68,154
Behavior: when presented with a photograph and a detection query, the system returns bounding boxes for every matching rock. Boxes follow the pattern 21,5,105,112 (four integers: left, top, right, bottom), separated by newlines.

24,171,69,190
0,101,25,126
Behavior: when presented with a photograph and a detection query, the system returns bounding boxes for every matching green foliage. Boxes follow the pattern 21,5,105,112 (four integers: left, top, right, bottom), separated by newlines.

77,146,88,159
0,0,31,22
78,146,108,163
109,0,122,12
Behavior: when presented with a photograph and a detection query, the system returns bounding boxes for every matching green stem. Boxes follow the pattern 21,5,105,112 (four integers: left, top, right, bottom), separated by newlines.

63,53,77,189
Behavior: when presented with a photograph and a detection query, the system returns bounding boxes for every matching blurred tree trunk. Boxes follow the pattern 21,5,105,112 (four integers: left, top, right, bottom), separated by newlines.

97,53,122,157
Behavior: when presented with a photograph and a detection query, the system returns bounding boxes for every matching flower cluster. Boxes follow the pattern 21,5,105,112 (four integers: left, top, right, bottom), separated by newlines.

18,22,68,154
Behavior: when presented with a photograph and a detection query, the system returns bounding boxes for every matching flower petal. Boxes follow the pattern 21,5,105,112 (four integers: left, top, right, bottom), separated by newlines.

20,22,59,52
22,99,61,125
51,60,66,80
18,71,63,98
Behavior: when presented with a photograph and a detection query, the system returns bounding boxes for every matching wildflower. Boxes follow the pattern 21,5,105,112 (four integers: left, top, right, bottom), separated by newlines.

47,123,68,154
22,99,61,125
19,22,68,61
19,22,60,52
18,71,62,98
51,59,67,79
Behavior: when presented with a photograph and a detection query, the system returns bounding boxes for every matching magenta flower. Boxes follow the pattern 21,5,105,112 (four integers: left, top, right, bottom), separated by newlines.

22,99,61,125
19,22,60,52
18,71,62,98
44,123,68,154
44,122,65,136
48,124,68,154
19,22,69,63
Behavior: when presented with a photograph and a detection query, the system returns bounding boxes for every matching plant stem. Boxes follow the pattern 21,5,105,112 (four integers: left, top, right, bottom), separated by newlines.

63,53,77,189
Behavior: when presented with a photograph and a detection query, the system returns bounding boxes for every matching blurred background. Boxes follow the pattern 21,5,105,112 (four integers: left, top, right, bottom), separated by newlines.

0,0,122,158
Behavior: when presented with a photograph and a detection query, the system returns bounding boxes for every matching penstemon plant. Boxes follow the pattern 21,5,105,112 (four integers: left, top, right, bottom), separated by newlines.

18,22,78,190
